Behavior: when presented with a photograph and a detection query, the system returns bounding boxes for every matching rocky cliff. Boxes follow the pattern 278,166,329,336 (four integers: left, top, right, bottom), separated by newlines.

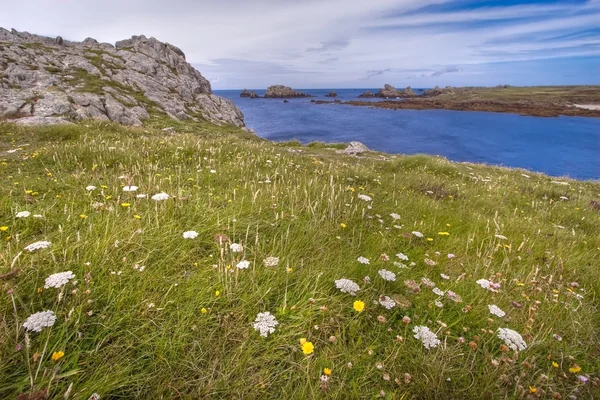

0,28,244,127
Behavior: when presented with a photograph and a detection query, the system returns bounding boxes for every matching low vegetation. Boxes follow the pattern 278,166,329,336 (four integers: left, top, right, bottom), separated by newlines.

0,120,598,399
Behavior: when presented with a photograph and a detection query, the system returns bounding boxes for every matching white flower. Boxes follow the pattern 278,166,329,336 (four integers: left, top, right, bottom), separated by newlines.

85,185,96,191
440,274,450,280
488,305,506,318
335,278,360,295
123,186,138,192
24,240,52,252
434,300,444,308
263,256,279,267
44,271,75,289
495,234,508,240
378,295,396,309
210,169,217,174
358,194,372,202
393,262,408,269
476,278,501,292
412,231,424,238
253,311,279,337
33,214,43,219
230,243,243,253
151,192,169,201
16,211,31,218
413,326,441,349
183,231,198,239
136,194,147,199
378,269,396,281
433,287,445,296
357,256,370,264
236,260,250,269
497,328,527,351
396,252,409,261
22,310,56,332
390,213,401,220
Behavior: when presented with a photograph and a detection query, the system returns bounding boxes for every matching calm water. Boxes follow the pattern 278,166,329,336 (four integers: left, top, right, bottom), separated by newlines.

215,89,600,180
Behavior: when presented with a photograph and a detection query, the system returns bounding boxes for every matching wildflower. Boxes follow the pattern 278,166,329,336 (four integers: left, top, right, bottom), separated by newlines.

301,341,314,355
378,295,396,309
44,271,75,289
16,211,31,218
446,291,462,303
183,231,199,239
201,308,207,314
252,311,279,337
121,203,131,208
396,253,409,261
263,256,279,267
424,258,437,266
552,361,559,368
421,277,435,288
447,254,456,259
340,223,346,228
353,300,365,312
123,186,138,192
0,226,8,232
334,278,360,295
577,375,589,383
440,274,450,280
438,232,450,236
569,365,581,373
404,280,421,293
529,387,537,394
412,231,424,238
476,278,501,292
236,260,250,269
357,256,370,264
51,351,64,361
358,194,372,202
134,215,141,219
324,368,332,376
24,240,52,252
85,185,96,191
488,305,506,318
380,253,389,261
378,269,396,281
23,310,56,332
230,243,243,252
151,192,169,201
496,328,527,351
80,214,88,220
136,194,147,199
215,290,220,297
433,287,445,296
434,300,444,308
89,394,100,400
413,326,441,349
390,213,401,220
402,316,411,325
553,334,563,342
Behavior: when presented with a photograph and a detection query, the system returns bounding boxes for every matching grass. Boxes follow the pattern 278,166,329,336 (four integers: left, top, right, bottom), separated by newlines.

436,86,600,104
0,120,598,399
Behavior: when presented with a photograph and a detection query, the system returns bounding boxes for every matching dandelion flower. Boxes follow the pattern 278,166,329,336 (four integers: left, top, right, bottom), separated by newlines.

0,226,7,232
24,240,52,252
151,192,169,201
357,256,370,264
44,271,75,289
51,351,65,361
301,341,314,355
22,310,56,332
183,231,199,239
324,368,332,376
569,365,581,373
396,253,409,261
378,269,396,281
236,260,250,269
412,231,424,238
496,328,527,351
378,295,396,310
413,326,441,349
252,311,279,337
85,185,96,191
353,300,365,312
16,211,31,218
230,243,243,253
335,278,360,295
123,186,138,192
263,256,279,267
358,194,372,202
488,305,506,318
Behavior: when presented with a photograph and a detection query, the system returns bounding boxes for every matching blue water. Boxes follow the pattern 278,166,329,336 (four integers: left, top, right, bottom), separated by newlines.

215,89,600,180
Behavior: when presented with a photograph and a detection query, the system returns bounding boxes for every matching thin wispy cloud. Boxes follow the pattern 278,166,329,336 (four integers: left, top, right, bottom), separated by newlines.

0,0,598,88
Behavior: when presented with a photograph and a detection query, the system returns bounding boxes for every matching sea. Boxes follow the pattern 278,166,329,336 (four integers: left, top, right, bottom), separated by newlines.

214,89,600,180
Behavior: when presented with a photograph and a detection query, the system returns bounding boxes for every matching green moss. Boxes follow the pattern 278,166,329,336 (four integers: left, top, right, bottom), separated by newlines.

44,66,62,74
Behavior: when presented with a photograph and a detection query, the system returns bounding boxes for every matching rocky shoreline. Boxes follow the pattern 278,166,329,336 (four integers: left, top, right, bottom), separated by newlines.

240,85,313,99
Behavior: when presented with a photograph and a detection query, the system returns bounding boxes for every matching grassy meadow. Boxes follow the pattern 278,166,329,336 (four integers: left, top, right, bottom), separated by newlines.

0,119,599,399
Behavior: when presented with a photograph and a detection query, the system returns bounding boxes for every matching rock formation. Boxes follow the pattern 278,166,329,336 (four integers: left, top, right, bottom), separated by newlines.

325,91,338,98
358,91,376,98
422,86,456,97
343,141,370,155
264,85,312,98
240,89,260,98
358,85,416,98
0,28,244,127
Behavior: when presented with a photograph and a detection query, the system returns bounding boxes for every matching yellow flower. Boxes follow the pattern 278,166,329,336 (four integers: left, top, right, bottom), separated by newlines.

286,267,293,273
0,226,8,232
51,351,64,361
301,341,314,355
348,187,355,192
121,202,131,208
426,238,434,242
569,365,581,373
201,308,207,314
133,215,141,219
324,368,332,376
340,223,346,228
446,223,451,227
437,232,450,236
80,214,87,219
215,290,220,297
552,362,559,368
353,300,365,312
529,387,537,394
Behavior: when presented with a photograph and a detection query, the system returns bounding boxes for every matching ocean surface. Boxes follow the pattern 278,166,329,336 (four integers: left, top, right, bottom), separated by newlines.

214,89,600,180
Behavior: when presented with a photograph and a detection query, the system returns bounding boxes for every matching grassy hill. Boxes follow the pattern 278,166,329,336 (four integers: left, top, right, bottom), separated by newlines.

1,119,599,399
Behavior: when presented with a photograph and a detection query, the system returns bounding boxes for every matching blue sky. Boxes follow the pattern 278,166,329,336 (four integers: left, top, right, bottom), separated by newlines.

1,0,599,89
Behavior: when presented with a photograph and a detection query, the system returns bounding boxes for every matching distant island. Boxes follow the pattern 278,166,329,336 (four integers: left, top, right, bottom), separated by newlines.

315,85,600,118
240,85,313,99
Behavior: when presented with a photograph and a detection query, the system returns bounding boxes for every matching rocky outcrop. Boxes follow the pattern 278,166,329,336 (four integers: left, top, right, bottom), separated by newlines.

240,89,260,98
325,91,338,98
358,85,416,98
343,141,370,155
264,85,312,98
0,28,244,127
358,91,376,98
423,86,456,97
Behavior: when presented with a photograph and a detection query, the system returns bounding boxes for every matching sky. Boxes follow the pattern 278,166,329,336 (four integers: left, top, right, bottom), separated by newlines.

1,0,599,89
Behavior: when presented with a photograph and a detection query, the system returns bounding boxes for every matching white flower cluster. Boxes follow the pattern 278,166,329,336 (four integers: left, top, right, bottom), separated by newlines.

151,192,169,201
236,260,250,269
22,310,57,332
396,253,409,261
390,213,401,220
263,256,280,267
16,211,31,218
85,185,96,191
488,304,506,318
230,243,243,253
123,186,138,192
378,295,396,309
24,240,52,252
476,278,501,292
335,278,360,295
183,231,198,239
358,194,372,202
413,325,441,349
412,231,424,238
378,269,396,281
357,256,370,264
497,328,527,351
253,311,279,337
44,271,75,289
432,287,445,296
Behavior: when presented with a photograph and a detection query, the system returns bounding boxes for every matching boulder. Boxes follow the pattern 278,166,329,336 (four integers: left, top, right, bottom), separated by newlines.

264,85,312,98
358,91,376,98
15,116,73,126
343,141,370,155
325,91,338,98
240,89,260,98
377,84,417,98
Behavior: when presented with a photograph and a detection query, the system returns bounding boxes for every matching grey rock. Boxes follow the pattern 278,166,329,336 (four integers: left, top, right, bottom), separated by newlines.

15,116,74,126
0,28,245,128
264,85,312,98
343,141,370,155
162,127,175,133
